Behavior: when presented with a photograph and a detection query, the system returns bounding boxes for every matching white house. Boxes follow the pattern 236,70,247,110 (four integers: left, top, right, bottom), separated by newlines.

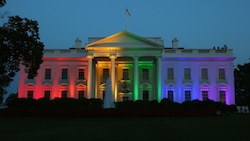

18,31,235,105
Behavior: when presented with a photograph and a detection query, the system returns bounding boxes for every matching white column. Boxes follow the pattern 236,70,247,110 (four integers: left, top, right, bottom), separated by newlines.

156,56,162,102
87,55,93,99
110,55,116,101
133,56,139,101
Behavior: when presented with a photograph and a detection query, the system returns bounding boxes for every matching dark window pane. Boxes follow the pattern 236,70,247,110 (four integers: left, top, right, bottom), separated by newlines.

122,69,129,80
78,69,85,80
142,69,149,80
45,69,51,79
62,69,68,79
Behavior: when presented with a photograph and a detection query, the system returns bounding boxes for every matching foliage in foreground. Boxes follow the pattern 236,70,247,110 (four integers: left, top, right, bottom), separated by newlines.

234,62,250,105
0,0,44,105
0,98,237,117
6,98,234,110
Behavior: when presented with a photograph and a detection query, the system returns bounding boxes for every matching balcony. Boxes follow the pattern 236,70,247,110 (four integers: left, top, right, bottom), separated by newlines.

42,80,53,85
59,79,69,85
76,79,87,86
163,48,233,58
165,80,176,85
43,49,88,57
217,79,228,85
25,79,36,85
199,80,210,85
182,79,193,85
140,79,151,84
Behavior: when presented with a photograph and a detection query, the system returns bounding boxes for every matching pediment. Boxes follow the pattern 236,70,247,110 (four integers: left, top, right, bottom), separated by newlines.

85,31,164,50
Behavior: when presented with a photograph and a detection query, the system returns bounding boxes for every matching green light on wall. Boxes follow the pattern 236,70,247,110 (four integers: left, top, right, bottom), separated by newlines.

134,61,154,101
157,79,162,101
134,79,139,100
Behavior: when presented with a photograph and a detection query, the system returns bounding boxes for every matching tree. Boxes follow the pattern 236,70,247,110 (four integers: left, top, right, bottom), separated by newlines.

4,92,17,105
234,62,250,105
0,1,44,103
0,0,6,7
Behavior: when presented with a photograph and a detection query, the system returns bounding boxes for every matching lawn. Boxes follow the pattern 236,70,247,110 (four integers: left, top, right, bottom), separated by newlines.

0,115,250,141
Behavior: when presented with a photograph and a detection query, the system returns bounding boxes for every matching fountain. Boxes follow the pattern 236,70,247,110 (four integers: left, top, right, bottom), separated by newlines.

103,77,115,109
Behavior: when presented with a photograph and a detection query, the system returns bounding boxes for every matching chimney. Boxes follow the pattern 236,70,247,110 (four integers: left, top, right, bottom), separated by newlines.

172,37,178,48
75,38,82,48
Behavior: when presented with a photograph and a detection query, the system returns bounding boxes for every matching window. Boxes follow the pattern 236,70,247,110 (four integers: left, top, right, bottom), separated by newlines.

168,90,174,101
44,68,51,80
27,91,33,99
123,96,129,101
103,69,109,81
27,74,33,80
121,82,130,93
44,90,51,99
61,90,67,98
143,90,149,101
142,69,149,80
167,68,174,80
78,91,85,99
122,69,129,80
201,68,208,80
62,69,68,79
219,91,226,103
219,68,225,80
202,91,208,101
185,91,191,101
78,69,85,80
184,68,191,80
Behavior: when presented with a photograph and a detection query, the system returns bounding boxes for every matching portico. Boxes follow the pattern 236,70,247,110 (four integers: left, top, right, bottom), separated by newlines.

85,31,164,102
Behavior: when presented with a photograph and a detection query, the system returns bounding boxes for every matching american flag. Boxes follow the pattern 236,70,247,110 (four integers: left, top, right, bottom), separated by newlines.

126,8,131,16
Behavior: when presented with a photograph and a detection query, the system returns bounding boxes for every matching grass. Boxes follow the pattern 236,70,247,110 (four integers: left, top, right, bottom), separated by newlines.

0,115,250,141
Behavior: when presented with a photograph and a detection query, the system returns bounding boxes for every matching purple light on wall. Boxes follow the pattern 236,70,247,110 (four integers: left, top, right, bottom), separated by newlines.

161,57,235,105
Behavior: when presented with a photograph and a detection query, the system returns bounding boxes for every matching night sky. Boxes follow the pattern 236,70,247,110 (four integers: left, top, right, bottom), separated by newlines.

1,0,250,94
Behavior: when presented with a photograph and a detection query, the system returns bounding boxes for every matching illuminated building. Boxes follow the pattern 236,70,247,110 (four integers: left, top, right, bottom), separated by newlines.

18,31,235,104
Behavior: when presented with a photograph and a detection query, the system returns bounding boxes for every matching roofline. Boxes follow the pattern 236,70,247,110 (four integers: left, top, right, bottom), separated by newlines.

85,30,164,48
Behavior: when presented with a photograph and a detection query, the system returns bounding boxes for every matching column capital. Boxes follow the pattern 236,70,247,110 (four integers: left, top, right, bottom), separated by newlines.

109,54,117,59
156,56,162,59
87,54,93,59
132,56,139,59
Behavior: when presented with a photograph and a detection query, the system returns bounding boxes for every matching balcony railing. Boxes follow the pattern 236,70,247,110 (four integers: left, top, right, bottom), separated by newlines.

59,79,69,85
165,80,176,85
199,80,210,85
25,79,36,85
217,79,228,85
75,79,87,86
42,80,53,85
164,48,232,55
182,80,193,85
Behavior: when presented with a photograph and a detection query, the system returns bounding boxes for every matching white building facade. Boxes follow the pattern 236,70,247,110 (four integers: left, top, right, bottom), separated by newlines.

18,31,235,104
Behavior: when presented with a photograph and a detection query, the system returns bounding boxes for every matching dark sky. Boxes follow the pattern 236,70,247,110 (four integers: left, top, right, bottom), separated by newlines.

1,0,250,94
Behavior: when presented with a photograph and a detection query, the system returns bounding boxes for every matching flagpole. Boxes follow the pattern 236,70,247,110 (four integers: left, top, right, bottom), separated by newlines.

125,0,127,31
125,6,128,31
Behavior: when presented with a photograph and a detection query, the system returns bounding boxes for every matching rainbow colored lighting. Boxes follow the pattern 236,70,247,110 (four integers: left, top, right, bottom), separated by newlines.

18,31,235,105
